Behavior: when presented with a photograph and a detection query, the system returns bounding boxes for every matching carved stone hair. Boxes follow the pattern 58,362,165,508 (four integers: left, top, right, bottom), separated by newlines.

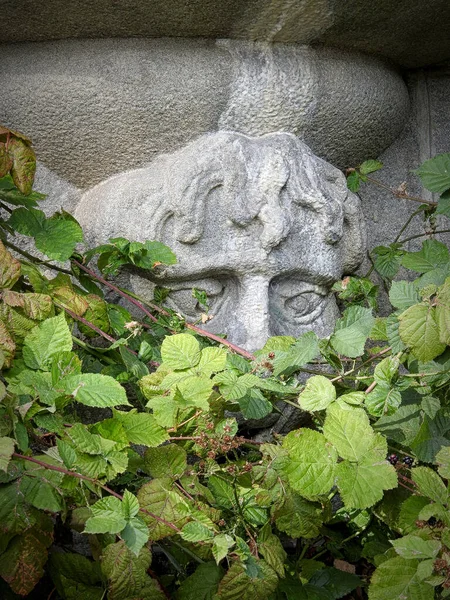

75,131,365,272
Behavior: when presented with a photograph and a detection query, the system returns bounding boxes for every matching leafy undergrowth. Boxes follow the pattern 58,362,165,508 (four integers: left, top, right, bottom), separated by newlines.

1,127,450,599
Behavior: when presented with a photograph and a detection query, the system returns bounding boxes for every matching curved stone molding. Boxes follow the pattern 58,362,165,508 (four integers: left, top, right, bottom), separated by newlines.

0,39,408,187
75,131,366,351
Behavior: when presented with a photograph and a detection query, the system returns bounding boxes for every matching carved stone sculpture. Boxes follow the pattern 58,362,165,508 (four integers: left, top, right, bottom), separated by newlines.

75,131,365,351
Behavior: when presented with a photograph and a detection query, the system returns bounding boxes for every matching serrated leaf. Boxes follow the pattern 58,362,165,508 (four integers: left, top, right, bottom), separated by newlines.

121,517,149,556
137,478,190,540
181,522,214,542
437,190,450,217
101,541,152,600
0,530,48,596
0,319,15,367
208,475,236,509
48,553,104,600
282,429,337,499
0,437,15,472
399,303,446,362
411,466,448,504
216,560,278,600
368,556,434,600
63,373,129,408
272,331,319,376
175,375,214,411
196,346,227,375
238,388,273,420
398,496,430,534
273,492,323,539
365,384,402,417
372,245,403,279
415,153,450,193
386,312,406,353
8,206,45,235
323,403,373,461
0,143,13,177
389,281,420,310
212,535,235,565
298,375,336,412
360,159,383,175
410,410,450,463
85,496,127,534
176,561,225,600
22,312,72,369
143,444,187,479
374,356,399,385
114,410,168,446
309,567,361,599
8,136,36,195
331,306,375,358
391,535,441,560
402,239,449,273
161,333,201,369
20,474,64,512
213,371,249,401
346,171,360,192
436,446,450,479
258,532,287,577
336,450,398,510
0,241,21,289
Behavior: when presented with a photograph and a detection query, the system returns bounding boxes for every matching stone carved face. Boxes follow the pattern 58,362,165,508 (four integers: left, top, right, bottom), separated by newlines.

75,132,366,351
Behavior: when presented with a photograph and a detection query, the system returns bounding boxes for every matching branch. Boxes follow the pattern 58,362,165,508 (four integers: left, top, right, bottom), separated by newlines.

3,239,72,275
72,259,256,360
12,452,181,533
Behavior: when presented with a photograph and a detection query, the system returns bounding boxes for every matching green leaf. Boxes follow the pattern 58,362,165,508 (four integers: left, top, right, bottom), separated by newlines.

84,496,127,534
101,541,153,600
48,553,104,600
0,437,15,472
208,475,236,509
389,280,420,310
137,240,177,268
410,410,450,463
282,429,337,499
174,375,214,410
181,522,214,542
372,245,403,279
272,331,319,376
121,517,149,556
216,560,278,600
258,530,287,577
411,466,448,504
212,535,235,565
20,473,64,512
436,446,450,479
323,403,373,461
374,356,399,385
0,241,21,290
309,567,361,599
437,189,450,217
273,492,323,539
213,371,249,401
391,535,441,560
346,171,361,192
22,312,72,370
238,388,273,420
8,206,45,236
402,240,449,273
161,333,201,370
368,556,434,600
335,435,397,510
114,410,168,446
359,159,383,175
197,347,227,376
399,303,446,362
365,385,402,417
298,375,336,412
398,496,430,534
415,152,450,193
63,373,129,408
176,562,225,600
35,216,83,261
143,444,187,479
436,277,450,345
331,306,375,358
137,478,190,540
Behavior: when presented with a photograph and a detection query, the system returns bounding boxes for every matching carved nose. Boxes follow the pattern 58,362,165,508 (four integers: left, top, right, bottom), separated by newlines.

237,275,270,352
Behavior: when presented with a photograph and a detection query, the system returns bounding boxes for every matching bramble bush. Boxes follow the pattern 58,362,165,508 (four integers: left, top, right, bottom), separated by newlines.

1,125,450,599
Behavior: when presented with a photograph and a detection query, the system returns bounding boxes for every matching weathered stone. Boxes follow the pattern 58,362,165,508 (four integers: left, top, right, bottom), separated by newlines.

75,131,365,351
0,40,408,187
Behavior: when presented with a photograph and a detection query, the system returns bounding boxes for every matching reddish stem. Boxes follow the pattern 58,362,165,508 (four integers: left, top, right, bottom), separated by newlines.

12,452,180,533
72,259,256,360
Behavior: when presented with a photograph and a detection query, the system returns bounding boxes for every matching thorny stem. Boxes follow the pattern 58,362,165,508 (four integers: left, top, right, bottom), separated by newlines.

330,347,392,383
72,259,256,360
393,206,428,243
363,174,437,207
12,452,181,533
398,229,450,245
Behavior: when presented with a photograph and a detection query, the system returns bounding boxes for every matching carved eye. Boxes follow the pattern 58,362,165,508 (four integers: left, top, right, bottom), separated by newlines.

165,279,225,318
269,279,329,325
285,291,325,319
